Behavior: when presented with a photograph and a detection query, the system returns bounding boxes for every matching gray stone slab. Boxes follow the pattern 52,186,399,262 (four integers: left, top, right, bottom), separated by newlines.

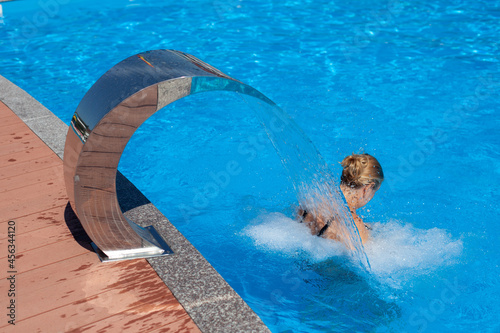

23,115,67,158
0,74,270,333
0,75,67,158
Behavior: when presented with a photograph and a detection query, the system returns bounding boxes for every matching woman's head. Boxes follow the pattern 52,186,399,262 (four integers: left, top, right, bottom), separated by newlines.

340,153,384,190
340,153,384,209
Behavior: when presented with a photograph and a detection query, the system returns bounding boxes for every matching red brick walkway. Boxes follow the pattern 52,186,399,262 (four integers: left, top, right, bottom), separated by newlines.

0,101,200,332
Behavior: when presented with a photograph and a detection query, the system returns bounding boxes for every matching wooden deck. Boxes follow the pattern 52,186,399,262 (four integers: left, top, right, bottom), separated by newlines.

0,101,201,332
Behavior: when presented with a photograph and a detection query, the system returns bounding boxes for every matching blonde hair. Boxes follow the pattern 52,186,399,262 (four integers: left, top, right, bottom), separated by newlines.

340,153,384,190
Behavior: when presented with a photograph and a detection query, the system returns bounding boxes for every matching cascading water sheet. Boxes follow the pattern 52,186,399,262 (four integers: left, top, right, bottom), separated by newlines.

238,93,371,270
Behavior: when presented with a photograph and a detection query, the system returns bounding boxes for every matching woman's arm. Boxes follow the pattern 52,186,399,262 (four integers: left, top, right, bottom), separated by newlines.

297,207,369,244
297,208,327,236
351,212,369,244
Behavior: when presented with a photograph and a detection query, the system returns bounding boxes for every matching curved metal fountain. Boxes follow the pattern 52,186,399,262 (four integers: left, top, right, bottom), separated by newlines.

63,49,276,261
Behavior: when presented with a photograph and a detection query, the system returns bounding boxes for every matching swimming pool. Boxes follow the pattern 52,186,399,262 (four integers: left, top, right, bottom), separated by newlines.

1,0,499,331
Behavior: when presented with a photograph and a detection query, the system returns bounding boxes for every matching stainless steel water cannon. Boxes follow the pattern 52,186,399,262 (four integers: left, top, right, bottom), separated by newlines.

63,50,276,261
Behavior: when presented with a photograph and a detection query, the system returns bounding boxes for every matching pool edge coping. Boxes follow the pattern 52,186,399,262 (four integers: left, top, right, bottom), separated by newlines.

0,74,271,333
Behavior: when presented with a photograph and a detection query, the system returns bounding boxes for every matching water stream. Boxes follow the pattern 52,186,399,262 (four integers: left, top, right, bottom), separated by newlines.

237,93,371,270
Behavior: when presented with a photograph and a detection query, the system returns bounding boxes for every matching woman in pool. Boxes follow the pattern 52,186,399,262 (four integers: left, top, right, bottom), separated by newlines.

299,153,384,244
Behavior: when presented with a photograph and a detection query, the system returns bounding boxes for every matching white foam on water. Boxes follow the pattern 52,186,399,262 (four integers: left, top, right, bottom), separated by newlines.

243,212,347,261
365,219,463,288
244,213,463,287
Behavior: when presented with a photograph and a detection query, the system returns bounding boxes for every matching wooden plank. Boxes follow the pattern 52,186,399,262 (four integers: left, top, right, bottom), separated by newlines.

0,163,62,193
0,138,46,158
0,215,82,253
0,204,70,237
0,145,55,171
0,154,60,181
5,253,101,293
0,237,91,277
10,287,199,333
0,100,201,332
1,259,200,332
0,179,68,222
0,100,14,115
0,111,24,127
76,304,201,333
0,255,183,326
0,114,46,156
0,125,35,145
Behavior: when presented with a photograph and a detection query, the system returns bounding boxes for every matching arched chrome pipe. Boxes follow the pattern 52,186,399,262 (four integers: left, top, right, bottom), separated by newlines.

63,50,276,261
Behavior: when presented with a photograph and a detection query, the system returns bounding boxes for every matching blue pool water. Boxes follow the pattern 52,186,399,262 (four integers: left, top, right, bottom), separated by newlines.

1,0,499,331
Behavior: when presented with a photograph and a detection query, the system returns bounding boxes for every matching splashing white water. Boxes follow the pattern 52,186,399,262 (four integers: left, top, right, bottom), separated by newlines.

239,94,369,268
365,220,463,287
243,212,347,261
244,213,463,286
